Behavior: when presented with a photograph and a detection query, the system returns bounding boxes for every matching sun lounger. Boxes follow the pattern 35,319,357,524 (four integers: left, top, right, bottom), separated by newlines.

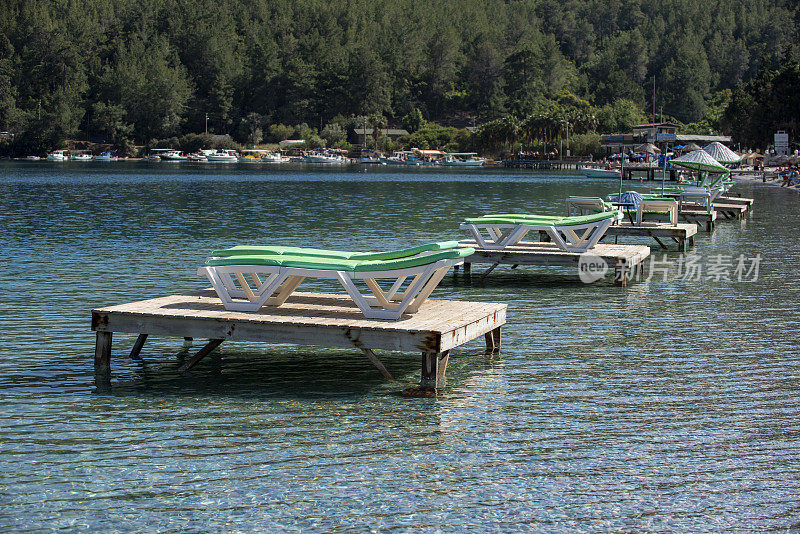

199,241,472,320
460,210,622,252
636,199,678,226
678,191,714,214
565,196,614,216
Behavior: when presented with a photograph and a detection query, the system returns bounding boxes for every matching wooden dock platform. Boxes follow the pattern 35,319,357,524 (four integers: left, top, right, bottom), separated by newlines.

457,240,650,286
646,209,717,231
603,221,698,252
713,202,749,220
91,289,507,391
718,196,754,209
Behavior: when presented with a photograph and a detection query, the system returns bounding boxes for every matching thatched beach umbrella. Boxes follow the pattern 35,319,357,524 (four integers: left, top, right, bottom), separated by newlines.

635,143,660,154
684,142,702,152
703,141,742,164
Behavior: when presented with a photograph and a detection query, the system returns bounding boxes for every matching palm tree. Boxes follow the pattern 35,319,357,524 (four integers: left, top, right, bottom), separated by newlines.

368,114,387,151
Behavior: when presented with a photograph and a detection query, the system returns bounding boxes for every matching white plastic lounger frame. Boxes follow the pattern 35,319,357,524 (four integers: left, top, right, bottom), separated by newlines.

637,199,678,226
198,258,461,320
679,191,713,214
461,213,621,253
565,197,610,216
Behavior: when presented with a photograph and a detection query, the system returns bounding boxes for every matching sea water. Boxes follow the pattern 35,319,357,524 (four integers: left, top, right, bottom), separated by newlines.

1,161,798,531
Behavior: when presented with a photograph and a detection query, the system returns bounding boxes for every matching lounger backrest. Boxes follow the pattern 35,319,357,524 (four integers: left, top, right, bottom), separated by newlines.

565,196,609,216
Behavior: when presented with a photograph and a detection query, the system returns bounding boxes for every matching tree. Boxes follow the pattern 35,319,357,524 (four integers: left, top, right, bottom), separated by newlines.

402,108,426,133
321,123,346,145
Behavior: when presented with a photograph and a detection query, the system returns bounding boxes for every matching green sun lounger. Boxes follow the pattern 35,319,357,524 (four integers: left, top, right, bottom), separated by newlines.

199,242,473,320
460,210,621,252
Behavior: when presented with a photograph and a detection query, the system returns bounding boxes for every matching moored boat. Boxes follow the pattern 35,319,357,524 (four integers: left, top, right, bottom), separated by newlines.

441,155,486,167
358,149,382,164
71,153,92,161
46,150,68,161
303,152,347,164
581,167,621,179
93,152,118,161
261,153,288,163
161,150,187,161
206,149,239,162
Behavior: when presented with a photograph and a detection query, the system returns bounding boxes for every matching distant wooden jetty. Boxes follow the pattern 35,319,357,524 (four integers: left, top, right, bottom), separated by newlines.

457,241,650,286
92,289,506,391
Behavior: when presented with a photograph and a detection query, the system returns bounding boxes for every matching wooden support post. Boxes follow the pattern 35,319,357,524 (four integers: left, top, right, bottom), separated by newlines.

479,262,499,282
706,220,714,232
463,262,471,274
420,350,450,390
94,331,112,374
361,348,393,380
614,262,628,287
129,333,148,360
178,339,223,372
484,327,501,354
679,237,686,253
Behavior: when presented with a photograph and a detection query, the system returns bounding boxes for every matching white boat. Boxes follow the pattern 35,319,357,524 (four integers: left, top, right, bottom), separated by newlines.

261,153,288,163
441,155,485,167
303,152,347,164
144,154,161,162
161,150,187,161
206,149,239,162
25,155,41,161
358,149,382,164
379,151,421,165
581,167,621,179
71,153,93,161
187,153,208,162
93,152,118,161
46,150,68,161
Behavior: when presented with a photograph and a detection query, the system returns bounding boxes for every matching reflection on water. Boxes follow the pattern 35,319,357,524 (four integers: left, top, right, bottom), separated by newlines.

1,162,799,531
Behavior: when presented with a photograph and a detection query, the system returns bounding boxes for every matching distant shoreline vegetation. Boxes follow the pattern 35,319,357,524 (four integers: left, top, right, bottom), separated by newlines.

0,0,798,157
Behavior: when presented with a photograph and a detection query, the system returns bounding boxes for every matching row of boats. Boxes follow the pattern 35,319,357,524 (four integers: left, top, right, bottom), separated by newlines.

25,149,489,166
25,150,117,161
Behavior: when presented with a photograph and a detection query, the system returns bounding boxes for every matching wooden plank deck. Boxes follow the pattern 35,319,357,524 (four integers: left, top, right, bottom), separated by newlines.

604,221,698,252
457,240,650,286
712,202,749,220
645,209,717,231
91,289,506,391
718,196,754,209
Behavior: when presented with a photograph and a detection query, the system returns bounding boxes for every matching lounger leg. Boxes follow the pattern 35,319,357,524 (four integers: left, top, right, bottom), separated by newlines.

420,350,449,390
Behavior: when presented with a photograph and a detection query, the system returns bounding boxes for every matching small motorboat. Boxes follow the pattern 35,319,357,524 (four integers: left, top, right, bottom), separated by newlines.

93,152,118,161
46,150,68,161
206,149,239,162
581,167,621,179
161,150,187,161
71,153,93,161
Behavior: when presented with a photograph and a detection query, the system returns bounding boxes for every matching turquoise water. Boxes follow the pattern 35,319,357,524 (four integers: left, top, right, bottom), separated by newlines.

1,161,799,531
